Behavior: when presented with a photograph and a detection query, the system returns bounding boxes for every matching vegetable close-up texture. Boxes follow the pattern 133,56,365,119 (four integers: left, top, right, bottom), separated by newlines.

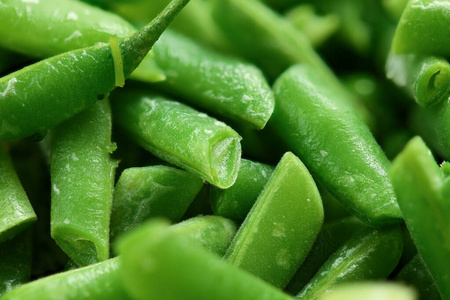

0,0,449,299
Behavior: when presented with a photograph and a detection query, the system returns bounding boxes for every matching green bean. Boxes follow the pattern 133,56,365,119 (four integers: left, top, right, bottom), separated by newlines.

110,89,242,189
296,225,403,299
0,232,32,296
390,136,450,298
0,0,189,141
396,254,441,300
50,100,116,267
318,282,417,300
0,144,36,242
181,184,214,219
116,219,295,300
110,165,204,242
224,152,323,288
151,29,275,129
386,53,450,107
272,64,402,226
285,217,365,295
391,0,450,56
211,158,274,222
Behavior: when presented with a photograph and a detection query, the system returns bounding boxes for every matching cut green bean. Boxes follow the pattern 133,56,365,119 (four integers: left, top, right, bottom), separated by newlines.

390,136,450,298
51,100,116,266
396,254,441,300
285,217,365,295
0,232,32,296
116,219,295,300
0,144,36,243
110,89,242,189
392,0,450,56
296,226,403,299
272,64,401,226
224,152,323,288
211,158,274,222
0,0,189,141
318,282,417,300
151,29,275,129
386,53,450,107
110,165,204,242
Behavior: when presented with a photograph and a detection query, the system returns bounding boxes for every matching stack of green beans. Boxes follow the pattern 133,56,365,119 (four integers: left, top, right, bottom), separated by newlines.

0,0,448,299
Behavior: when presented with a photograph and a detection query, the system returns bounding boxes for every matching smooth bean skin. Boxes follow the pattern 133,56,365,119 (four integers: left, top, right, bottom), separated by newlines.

0,0,135,58
285,217,365,295
390,136,450,298
0,144,36,242
392,0,450,56
116,220,295,300
386,53,450,107
272,64,402,226
0,232,31,296
224,152,324,288
0,0,189,141
110,89,242,189
51,101,116,267
396,254,441,300
152,29,275,129
110,165,204,242
211,158,274,222
318,282,417,300
296,226,403,299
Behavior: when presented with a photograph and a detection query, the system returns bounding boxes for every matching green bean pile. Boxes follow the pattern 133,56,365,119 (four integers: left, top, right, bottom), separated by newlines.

0,0,449,299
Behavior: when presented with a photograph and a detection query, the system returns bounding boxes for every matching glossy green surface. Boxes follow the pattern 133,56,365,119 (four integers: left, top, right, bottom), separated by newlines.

117,220,295,300
110,165,203,242
51,101,116,266
272,64,402,226
285,217,365,295
392,0,450,56
225,152,323,288
0,0,189,141
390,136,450,298
0,232,31,296
318,282,417,300
386,53,450,107
211,158,274,222
396,254,442,300
0,144,36,242
110,89,242,189
296,226,403,299
152,30,275,129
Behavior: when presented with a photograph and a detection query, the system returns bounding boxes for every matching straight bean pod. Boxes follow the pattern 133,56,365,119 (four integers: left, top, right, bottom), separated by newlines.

224,152,324,288
116,219,296,300
210,158,274,222
110,165,204,242
272,64,402,226
296,226,403,299
318,282,417,300
386,53,450,107
390,136,450,298
110,89,242,189
0,0,189,141
0,144,36,242
50,100,116,266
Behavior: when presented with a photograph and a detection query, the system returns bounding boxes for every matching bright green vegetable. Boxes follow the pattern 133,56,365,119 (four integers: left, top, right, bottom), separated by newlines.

110,165,204,242
0,0,189,141
392,0,450,56
386,53,450,107
318,282,417,300
110,89,242,189
390,136,450,298
211,158,274,222
116,219,296,300
50,100,116,266
0,144,37,242
296,225,403,299
272,64,402,226
0,232,32,296
224,152,323,288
